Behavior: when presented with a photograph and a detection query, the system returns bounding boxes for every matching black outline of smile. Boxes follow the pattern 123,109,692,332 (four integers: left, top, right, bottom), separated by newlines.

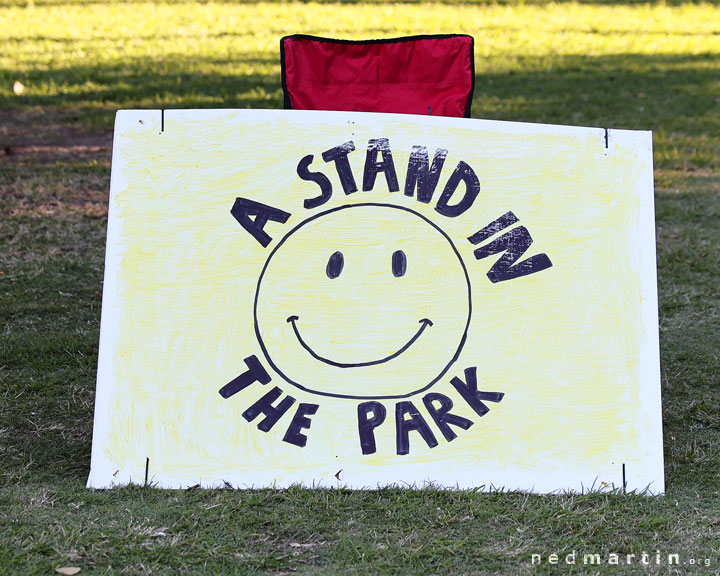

253,203,472,401
286,315,433,368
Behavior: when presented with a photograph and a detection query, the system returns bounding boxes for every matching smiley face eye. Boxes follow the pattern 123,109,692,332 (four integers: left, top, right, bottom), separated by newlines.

326,251,344,279
392,250,407,277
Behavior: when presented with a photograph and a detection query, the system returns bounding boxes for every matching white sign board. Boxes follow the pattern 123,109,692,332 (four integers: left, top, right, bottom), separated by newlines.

89,109,663,493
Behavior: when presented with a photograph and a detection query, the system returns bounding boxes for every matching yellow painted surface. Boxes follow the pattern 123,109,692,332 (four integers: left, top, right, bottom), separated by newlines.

89,109,662,492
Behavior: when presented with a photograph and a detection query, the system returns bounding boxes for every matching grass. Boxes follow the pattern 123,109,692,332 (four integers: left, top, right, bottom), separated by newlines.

1,0,719,574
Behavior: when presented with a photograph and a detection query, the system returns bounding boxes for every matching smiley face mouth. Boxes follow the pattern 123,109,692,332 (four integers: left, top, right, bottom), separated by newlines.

286,315,433,368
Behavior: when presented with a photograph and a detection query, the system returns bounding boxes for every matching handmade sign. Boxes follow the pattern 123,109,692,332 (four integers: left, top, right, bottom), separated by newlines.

88,109,663,492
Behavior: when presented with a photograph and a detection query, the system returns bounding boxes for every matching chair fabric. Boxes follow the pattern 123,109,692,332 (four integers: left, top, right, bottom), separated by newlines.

281,34,475,118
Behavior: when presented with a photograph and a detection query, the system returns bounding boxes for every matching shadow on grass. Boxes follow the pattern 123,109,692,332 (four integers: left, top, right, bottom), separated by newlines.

2,50,718,169
2,51,717,129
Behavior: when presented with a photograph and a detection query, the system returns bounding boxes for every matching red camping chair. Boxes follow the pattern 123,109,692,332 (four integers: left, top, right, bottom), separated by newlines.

280,34,475,118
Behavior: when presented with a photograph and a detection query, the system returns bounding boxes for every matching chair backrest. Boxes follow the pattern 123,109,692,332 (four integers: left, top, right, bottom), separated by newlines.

281,34,475,118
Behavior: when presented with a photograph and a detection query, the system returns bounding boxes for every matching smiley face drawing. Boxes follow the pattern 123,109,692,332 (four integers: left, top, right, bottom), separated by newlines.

254,203,471,399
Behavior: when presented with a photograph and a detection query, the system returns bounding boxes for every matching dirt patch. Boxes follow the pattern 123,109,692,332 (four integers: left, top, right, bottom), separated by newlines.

0,107,112,217
0,107,112,148
0,107,112,165
3,143,111,164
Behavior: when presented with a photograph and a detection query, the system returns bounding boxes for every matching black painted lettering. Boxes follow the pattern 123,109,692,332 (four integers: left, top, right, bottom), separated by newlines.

322,141,357,194
297,154,332,210
357,401,386,455
469,223,552,283
363,138,399,192
450,367,504,418
422,393,473,442
242,387,296,432
218,355,271,399
435,161,480,218
283,403,319,447
230,197,291,248
395,401,438,456
467,211,519,245
404,146,448,203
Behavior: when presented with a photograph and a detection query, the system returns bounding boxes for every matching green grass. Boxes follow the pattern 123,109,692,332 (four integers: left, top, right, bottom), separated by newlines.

1,1,719,574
